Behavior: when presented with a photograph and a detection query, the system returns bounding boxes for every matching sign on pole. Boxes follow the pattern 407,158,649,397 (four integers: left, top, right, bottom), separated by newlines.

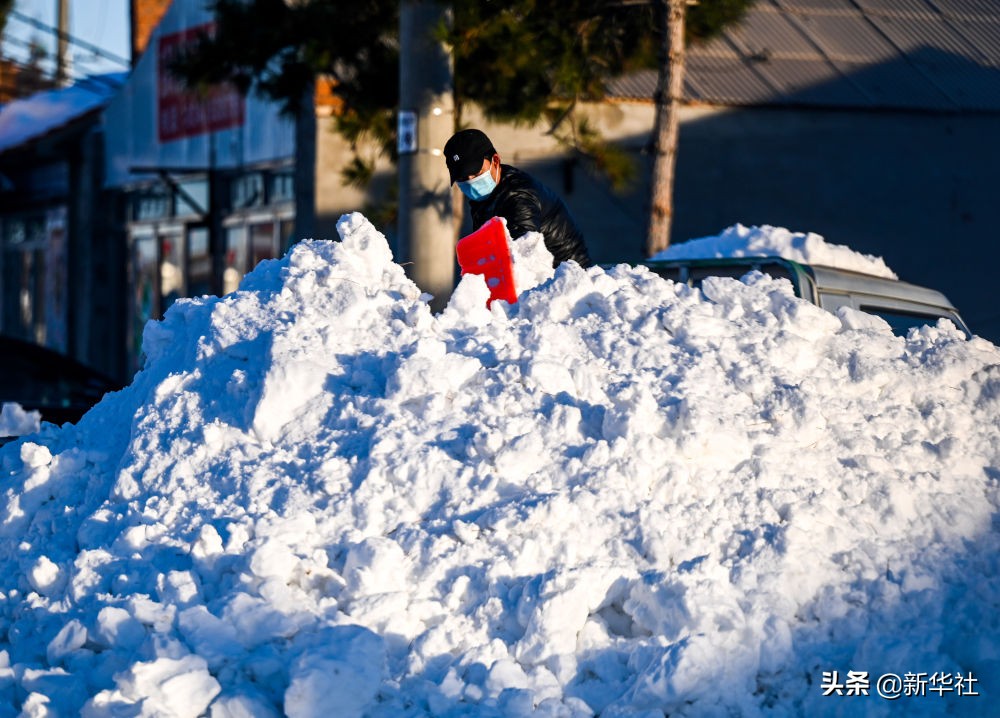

398,111,418,154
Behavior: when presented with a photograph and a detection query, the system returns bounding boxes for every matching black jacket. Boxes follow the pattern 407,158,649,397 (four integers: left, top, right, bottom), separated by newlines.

469,165,592,268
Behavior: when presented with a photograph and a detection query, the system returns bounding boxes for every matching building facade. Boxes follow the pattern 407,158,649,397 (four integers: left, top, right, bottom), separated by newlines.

0,74,125,375
104,0,298,372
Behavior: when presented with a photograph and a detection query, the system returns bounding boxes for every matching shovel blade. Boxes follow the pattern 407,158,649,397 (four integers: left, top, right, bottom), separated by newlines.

456,217,517,306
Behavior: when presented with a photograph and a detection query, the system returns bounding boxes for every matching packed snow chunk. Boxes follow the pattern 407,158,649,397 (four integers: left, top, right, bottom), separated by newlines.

509,228,556,295
335,211,397,278
209,690,281,718
655,222,898,279
485,658,531,696
836,305,894,333
177,606,244,669
20,442,52,469
93,607,146,651
0,402,40,438
284,626,385,718
342,537,408,600
46,620,88,665
251,356,330,443
156,569,202,608
28,556,64,595
84,654,220,718
441,271,495,326
220,592,313,649
514,566,626,665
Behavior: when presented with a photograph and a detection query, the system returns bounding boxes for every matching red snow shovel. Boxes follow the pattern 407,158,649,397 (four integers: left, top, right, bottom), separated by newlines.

456,216,517,307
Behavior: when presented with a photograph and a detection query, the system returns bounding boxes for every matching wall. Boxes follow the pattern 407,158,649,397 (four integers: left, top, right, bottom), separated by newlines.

649,106,998,344
313,117,396,242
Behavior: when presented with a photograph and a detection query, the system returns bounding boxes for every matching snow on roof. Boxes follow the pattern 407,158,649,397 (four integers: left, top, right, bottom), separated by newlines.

0,213,997,715
0,73,125,155
652,222,899,279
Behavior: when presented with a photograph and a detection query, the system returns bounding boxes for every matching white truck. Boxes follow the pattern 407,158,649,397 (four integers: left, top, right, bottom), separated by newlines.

643,256,971,338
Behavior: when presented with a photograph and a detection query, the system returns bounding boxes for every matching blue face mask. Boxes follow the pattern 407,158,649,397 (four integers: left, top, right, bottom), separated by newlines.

458,162,497,201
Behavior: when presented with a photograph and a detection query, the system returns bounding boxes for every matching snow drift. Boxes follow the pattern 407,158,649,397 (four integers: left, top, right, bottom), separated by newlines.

0,214,998,717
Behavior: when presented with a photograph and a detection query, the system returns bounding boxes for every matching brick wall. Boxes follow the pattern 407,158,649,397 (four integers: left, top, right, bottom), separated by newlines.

131,0,173,64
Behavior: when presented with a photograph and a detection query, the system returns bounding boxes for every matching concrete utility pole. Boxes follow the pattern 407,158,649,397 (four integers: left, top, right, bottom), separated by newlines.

398,0,455,311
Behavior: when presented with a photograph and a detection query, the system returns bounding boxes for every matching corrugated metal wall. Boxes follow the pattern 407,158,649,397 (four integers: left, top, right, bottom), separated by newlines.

607,0,1000,113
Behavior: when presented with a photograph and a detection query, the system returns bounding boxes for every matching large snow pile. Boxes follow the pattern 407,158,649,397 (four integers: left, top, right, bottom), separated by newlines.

1,213,998,717
652,224,899,279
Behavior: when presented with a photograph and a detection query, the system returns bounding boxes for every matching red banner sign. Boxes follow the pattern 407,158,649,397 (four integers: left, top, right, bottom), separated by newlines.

157,24,245,143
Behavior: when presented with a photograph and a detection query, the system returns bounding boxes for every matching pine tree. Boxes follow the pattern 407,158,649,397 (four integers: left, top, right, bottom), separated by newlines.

446,0,654,189
170,0,754,237
169,0,399,158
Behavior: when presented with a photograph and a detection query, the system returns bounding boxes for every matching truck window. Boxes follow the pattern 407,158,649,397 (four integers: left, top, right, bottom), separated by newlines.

858,305,962,337
687,262,795,287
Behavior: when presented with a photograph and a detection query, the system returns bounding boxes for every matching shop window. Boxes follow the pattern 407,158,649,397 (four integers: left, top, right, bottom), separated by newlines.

173,179,208,218
187,227,212,298
160,233,184,312
5,216,45,246
232,173,265,209
2,215,47,344
250,222,277,268
224,226,248,295
7,249,46,345
280,219,296,254
132,234,159,358
269,171,295,203
133,188,172,222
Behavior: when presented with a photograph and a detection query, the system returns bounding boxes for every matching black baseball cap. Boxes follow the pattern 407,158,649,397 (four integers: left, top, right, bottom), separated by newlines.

444,129,496,184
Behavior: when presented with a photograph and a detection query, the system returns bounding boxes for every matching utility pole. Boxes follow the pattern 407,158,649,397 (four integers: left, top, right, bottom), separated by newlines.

398,0,455,311
294,82,317,242
56,0,71,86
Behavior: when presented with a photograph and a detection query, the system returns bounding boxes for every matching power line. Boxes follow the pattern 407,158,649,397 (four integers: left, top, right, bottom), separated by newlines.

2,32,41,51
0,54,126,98
7,8,130,68
2,32,123,74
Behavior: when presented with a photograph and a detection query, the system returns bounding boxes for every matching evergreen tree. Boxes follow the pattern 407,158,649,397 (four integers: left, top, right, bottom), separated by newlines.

170,0,754,234
446,0,654,189
170,0,399,160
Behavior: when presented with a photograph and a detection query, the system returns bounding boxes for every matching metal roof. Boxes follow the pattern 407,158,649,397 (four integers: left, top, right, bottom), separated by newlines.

0,74,125,156
605,0,1000,112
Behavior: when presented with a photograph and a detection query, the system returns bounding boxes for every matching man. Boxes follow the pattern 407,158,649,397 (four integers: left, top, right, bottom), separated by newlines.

443,129,592,268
